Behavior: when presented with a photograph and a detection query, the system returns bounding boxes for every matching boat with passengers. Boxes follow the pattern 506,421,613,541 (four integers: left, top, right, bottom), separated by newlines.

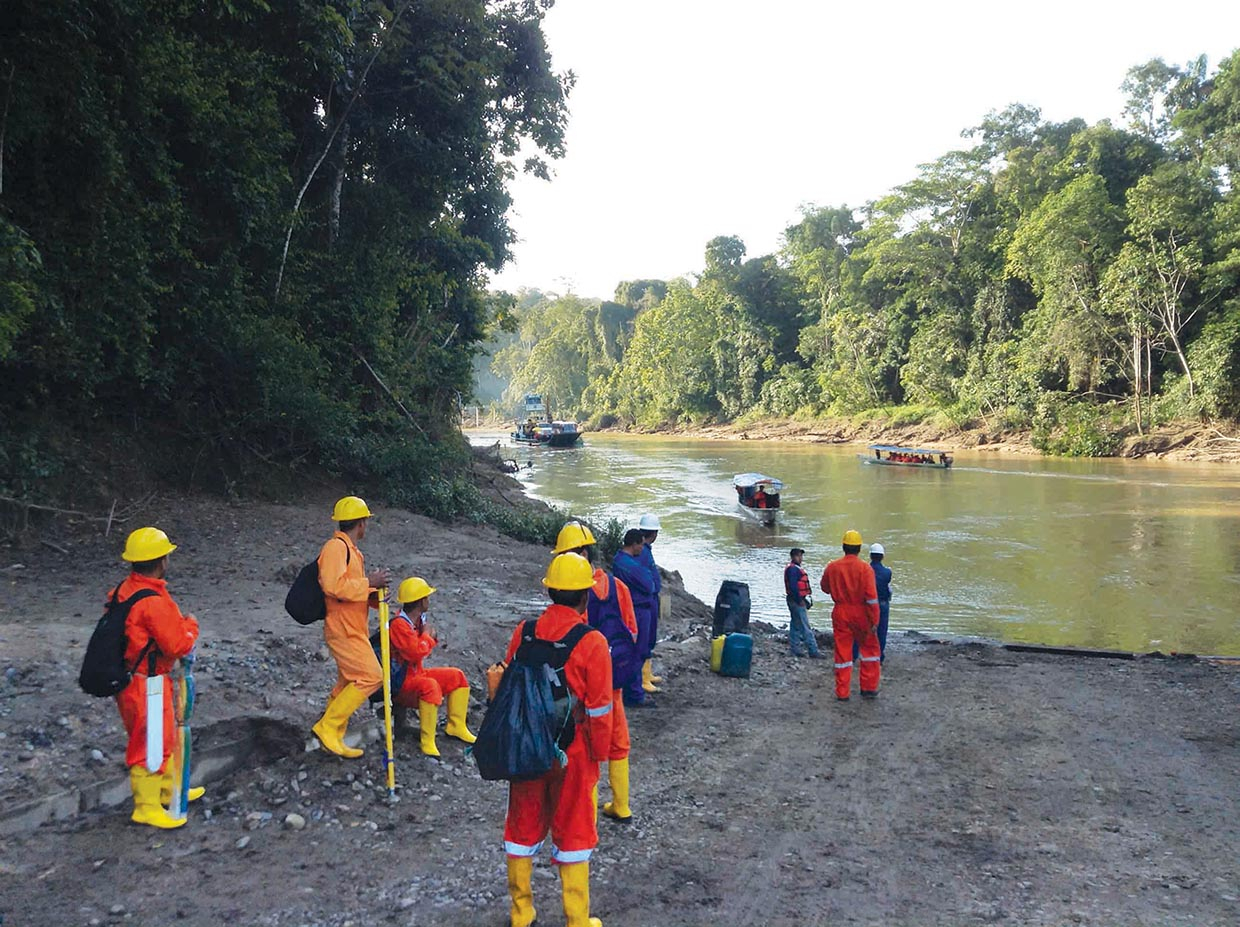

861,444,953,468
733,473,783,525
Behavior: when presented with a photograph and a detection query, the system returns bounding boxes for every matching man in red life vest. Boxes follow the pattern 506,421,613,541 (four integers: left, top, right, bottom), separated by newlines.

504,552,613,927
113,527,201,829
552,522,640,822
821,529,881,700
388,575,475,757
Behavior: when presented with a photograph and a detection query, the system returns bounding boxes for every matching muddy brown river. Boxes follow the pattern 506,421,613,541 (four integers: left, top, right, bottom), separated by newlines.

475,432,1240,655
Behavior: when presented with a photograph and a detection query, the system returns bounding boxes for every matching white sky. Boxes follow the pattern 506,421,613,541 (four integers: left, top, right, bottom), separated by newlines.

489,0,1240,301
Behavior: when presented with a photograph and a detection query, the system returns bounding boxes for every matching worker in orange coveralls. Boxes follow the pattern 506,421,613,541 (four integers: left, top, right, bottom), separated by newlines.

504,552,613,927
821,529,881,701
312,495,390,758
388,575,475,757
552,522,640,823
113,527,200,829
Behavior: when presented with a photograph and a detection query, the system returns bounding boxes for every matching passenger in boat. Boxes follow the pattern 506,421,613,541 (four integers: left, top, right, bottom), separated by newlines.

753,486,768,508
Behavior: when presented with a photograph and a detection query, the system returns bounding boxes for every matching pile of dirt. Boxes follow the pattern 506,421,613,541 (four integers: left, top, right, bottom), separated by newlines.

1,492,1238,926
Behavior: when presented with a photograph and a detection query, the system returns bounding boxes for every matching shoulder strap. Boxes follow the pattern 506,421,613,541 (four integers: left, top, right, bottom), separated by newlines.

338,535,351,565
558,623,592,652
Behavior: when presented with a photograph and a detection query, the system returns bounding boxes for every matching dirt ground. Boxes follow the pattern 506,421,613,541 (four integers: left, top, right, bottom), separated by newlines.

2,486,1239,926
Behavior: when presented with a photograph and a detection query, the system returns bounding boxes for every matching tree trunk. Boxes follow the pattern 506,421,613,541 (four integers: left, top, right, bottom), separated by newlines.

328,120,349,248
1132,330,1143,434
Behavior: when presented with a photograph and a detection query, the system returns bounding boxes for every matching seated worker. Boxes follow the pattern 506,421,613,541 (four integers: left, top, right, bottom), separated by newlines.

388,576,476,757
753,486,768,508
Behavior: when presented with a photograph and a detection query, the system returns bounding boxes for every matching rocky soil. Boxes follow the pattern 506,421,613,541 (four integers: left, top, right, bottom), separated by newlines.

1,486,1238,926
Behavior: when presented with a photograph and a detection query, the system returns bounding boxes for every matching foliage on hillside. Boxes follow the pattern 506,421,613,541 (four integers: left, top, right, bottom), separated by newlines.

0,0,570,509
496,53,1240,454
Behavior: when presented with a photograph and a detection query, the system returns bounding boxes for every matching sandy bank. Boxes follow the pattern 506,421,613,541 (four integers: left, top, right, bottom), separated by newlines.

593,416,1240,465
1,485,1238,926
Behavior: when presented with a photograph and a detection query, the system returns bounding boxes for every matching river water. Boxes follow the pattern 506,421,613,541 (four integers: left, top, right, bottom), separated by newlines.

473,432,1240,655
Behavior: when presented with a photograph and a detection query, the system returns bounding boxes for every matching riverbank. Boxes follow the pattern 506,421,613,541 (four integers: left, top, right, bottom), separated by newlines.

594,415,1240,464
2,486,1239,925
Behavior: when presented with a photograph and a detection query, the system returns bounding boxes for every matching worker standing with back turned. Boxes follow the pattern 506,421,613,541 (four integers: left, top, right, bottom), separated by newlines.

312,496,390,758
637,513,663,694
822,530,881,701
113,527,201,829
503,552,613,927
552,521,641,823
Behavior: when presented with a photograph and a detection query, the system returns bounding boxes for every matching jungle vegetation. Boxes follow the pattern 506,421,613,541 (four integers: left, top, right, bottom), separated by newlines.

494,53,1240,455
0,0,568,525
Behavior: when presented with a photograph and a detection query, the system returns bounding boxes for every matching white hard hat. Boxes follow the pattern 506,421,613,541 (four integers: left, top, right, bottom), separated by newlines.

870,542,885,555
638,513,661,530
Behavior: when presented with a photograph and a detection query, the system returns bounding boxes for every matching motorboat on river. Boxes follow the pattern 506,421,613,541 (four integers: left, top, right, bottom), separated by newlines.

861,444,953,468
510,393,583,447
733,473,782,526
512,419,583,447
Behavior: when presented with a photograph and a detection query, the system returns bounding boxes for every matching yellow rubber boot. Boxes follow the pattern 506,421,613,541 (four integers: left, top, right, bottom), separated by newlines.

506,856,537,927
641,660,661,694
312,683,368,758
444,687,476,744
592,783,599,824
601,757,632,822
130,767,186,830
559,861,602,927
418,700,441,757
160,769,205,804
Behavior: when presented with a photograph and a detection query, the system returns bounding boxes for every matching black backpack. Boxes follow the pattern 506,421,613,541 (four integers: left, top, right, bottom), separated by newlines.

285,537,349,625
470,620,593,782
78,585,160,697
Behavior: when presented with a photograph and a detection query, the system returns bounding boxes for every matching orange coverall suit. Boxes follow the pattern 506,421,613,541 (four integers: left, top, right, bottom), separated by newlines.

318,532,382,699
389,610,468,707
115,574,199,769
822,554,881,699
503,604,614,864
591,568,636,761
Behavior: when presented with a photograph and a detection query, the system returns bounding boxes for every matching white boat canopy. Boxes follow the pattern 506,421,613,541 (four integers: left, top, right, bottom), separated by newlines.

732,472,784,492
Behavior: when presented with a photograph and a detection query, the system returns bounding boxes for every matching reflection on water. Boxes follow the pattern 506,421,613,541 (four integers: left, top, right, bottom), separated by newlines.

473,432,1240,655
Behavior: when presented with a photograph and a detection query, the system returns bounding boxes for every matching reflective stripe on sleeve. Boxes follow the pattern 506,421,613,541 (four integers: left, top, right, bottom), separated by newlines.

505,840,543,858
551,845,593,864
865,598,879,605
834,661,854,669
585,702,612,718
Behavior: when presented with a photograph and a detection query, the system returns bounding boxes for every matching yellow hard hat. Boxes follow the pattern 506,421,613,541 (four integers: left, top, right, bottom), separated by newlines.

397,576,435,605
331,496,372,521
842,529,863,546
122,527,177,563
552,521,596,554
542,552,596,591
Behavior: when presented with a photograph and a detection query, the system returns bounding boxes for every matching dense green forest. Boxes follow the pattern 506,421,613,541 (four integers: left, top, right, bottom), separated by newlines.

495,53,1240,455
0,0,570,518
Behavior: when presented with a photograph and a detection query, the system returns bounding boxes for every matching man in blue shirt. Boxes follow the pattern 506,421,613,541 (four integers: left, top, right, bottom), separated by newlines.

614,528,656,707
637,513,663,694
854,542,892,663
784,547,821,658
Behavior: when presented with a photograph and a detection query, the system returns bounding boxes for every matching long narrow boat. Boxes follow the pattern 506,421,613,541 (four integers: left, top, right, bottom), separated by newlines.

733,473,783,526
860,444,953,469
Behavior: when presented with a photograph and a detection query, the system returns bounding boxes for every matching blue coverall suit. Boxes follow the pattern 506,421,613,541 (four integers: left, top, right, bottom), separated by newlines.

613,550,655,706
854,556,891,663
